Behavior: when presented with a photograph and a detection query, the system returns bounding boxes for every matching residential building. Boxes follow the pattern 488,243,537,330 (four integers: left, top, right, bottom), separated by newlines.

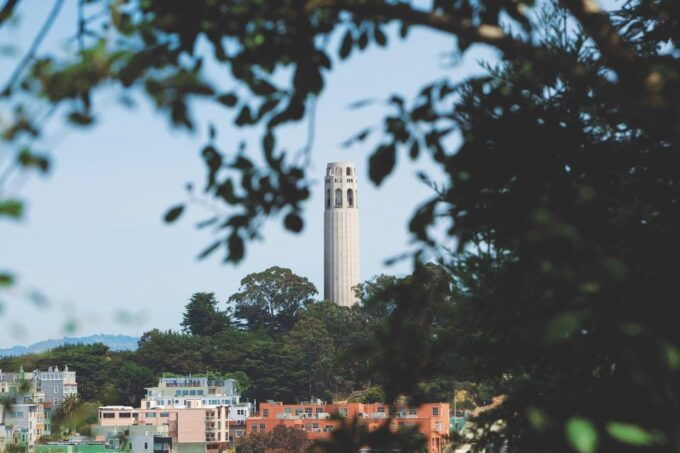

94,423,172,452
1,365,77,406
247,401,450,453
2,402,46,446
96,406,225,453
95,374,253,452
36,366,79,405
141,375,242,410
0,366,79,447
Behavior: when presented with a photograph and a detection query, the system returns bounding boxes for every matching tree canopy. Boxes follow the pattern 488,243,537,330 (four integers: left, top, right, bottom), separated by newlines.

229,266,318,334
181,291,231,336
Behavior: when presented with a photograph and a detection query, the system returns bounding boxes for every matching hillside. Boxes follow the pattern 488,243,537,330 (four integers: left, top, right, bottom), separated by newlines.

0,334,139,356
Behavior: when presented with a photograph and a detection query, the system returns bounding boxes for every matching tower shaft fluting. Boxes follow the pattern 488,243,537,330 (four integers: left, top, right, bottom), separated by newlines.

324,162,360,306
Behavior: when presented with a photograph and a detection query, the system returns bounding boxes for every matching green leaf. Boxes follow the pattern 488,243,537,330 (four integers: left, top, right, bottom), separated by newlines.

339,30,353,60
17,148,50,173
63,319,78,334
527,407,550,432
164,204,185,223
216,92,238,107
545,310,586,344
235,105,253,126
197,240,222,260
251,79,277,96
68,111,94,126
606,422,666,446
663,343,680,370
0,273,14,287
284,212,303,233
566,417,598,453
374,27,387,46
0,199,23,218
409,140,420,159
358,29,369,50
369,143,396,186
227,233,244,262
196,216,219,229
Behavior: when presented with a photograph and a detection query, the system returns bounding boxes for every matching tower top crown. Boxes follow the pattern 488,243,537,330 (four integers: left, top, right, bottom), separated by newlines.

325,162,357,178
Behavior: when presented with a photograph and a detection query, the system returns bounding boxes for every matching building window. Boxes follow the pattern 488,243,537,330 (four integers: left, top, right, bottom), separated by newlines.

409,408,417,415
251,424,258,432
335,189,342,207
119,412,131,418
346,167,351,176
260,424,266,431
305,408,313,415
432,407,439,416
316,407,323,414
144,442,148,450
102,413,115,418
263,409,269,417
145,412,156,418
377,407,385,414
347,189,354,207
326,189,330,208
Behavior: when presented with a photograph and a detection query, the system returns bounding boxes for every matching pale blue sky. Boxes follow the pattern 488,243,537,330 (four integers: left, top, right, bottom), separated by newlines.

0,1,500,346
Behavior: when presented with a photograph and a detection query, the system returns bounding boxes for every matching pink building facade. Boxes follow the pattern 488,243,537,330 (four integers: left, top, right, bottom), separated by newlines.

96,405,231,451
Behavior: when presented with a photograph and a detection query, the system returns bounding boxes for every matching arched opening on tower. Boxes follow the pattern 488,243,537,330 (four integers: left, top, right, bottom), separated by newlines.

346,167,351,176
326,189,331,208
335,188,342,207
347,188,354,207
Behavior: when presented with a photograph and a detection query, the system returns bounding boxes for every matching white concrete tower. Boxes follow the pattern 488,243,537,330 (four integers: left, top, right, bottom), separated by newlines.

324,162,360,306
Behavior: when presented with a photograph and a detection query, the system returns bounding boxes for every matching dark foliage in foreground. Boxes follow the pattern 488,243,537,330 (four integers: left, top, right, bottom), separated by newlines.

2,0,680,451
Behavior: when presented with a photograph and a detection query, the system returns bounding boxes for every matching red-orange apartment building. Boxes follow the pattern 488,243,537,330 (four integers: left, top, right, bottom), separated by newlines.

246,402,450,453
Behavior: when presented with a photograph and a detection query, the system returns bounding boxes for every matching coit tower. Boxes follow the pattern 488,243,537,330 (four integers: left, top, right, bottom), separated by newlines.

324,162,360,306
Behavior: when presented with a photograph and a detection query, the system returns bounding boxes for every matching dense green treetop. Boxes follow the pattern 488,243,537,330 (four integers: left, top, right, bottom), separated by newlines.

180,291,231,336
229,266,318,334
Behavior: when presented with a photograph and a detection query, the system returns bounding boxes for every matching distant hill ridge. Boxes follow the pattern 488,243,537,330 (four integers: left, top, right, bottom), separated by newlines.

0,334,139,356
